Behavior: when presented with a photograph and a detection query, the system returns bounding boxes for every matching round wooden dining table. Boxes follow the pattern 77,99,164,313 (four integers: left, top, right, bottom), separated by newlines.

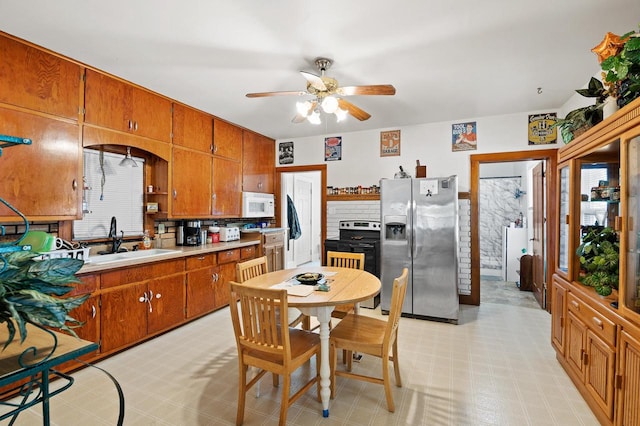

240,265,381,418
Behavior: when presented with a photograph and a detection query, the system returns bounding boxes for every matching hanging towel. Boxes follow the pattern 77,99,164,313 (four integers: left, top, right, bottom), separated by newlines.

287,195,301,240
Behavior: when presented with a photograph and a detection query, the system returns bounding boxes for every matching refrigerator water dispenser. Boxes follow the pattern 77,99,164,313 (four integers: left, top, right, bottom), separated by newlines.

384,216,406,241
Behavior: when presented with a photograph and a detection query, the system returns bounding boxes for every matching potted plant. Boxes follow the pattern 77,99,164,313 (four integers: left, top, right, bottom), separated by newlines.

0,251,89,348
592,27,640,109
576,226,619,296
554,77,606,143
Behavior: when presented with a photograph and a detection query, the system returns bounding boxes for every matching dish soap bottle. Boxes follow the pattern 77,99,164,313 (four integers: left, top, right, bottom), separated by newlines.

143,230,152,249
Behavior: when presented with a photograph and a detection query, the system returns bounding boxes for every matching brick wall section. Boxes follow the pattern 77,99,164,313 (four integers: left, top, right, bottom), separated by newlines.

326,200,381,238
458,198,472,295
327,199,471,295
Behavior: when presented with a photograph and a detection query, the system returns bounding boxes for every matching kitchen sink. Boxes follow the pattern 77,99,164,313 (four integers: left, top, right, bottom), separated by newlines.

88,249,181,265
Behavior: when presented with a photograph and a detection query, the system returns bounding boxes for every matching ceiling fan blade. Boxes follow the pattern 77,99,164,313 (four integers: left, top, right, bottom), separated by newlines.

338,99,371,121
246,90,307,98
292,101,317,123
336,84,396,96
300,71,327,91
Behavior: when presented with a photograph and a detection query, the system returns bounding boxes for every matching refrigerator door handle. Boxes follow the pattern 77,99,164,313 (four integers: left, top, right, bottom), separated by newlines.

411,199,417,258
407,200,413,258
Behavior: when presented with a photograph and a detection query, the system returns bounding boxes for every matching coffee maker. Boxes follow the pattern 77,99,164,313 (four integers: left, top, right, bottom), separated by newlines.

183,220,202,246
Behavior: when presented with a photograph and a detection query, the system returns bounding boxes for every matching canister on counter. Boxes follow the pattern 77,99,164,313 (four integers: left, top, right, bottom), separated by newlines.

209,226,220,243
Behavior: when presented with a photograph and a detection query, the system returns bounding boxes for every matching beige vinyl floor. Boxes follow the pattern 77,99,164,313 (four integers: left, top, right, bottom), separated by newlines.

4,291,599,425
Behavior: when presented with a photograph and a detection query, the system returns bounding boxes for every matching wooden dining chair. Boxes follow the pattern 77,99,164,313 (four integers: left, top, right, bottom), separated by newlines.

236,256,307,329
229,282,321,426
329,268,409,413
325,251,365,321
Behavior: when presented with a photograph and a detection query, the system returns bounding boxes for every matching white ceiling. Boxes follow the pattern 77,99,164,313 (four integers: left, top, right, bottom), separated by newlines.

2,1,640,140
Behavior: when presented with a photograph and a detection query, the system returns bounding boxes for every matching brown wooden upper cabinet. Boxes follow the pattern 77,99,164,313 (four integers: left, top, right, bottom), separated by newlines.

171,147,213,217
172,103,213,153
212,156,241,217
84,69,172,142
242,130,275,194
213,118,242,161
0,34,81,120
0,106,80,220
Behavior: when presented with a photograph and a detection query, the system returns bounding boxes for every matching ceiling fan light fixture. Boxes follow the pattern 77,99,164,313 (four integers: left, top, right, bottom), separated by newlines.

321,96,339,114
296,100,312,116
335,107,348,122
307,110,321,125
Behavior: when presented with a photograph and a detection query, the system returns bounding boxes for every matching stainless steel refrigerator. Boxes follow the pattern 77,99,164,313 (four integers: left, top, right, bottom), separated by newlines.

380,176,459,323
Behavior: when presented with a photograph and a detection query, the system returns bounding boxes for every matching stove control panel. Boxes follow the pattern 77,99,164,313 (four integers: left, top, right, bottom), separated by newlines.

339,220,381,231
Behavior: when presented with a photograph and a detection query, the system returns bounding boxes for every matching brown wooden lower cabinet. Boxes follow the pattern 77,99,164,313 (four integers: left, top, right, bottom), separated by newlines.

101,282,149,353
98,259,186,354
47,247,252,374
68,294,101,361
550,276,636,425
551,276,567,356
564,293,616,422
213,249,240,309
186,253,217,318
147,274,185,334
617,327,640,425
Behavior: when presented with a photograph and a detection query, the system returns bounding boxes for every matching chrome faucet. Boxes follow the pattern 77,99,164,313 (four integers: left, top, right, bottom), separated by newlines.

109,216,123,253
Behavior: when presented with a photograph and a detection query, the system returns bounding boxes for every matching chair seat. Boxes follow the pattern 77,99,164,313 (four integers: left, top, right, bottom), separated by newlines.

330,314,387,355
245,328,320,367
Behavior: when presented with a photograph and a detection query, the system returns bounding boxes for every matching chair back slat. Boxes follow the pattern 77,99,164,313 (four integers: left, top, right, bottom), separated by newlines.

230,282,290,357
236,256,269,283
326,251,365,270
385,268,409,343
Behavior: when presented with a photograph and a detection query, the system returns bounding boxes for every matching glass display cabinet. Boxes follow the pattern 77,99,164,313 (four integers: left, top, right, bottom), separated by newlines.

557,165,570,276
552,97,640,426
625,135,640,317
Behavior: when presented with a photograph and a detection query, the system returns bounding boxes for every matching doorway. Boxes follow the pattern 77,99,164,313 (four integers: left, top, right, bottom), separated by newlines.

477,160,543,310
464,149,557,311
275,165,327,268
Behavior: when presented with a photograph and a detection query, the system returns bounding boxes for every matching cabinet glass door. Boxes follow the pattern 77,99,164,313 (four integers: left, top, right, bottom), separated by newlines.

558,165,570,274
626,136,640,314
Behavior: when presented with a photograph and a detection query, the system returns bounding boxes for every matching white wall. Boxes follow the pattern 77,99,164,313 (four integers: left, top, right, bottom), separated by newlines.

276,109,562,192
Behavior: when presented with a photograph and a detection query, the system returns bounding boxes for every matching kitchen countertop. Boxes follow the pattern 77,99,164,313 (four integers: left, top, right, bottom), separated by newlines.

78,238,260,274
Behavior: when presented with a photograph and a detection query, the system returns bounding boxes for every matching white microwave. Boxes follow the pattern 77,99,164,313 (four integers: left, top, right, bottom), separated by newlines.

242,192,275,218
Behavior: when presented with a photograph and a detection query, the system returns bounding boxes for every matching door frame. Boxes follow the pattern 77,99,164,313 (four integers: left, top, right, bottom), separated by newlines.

275,164,327,265
464,149,557,310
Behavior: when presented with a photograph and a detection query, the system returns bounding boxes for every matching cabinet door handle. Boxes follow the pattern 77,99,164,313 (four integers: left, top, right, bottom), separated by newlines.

133,121,138,131
570,300,580,310
155,292,162,299
592,317,603,329
258,182,263,190
197,256,206,260
128,120,133,130
147,290,154,313
72,179,78,190
91,304,96,319
173,189,178,199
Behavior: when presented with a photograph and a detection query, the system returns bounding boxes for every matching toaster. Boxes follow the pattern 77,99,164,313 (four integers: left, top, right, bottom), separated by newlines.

219,227,240,242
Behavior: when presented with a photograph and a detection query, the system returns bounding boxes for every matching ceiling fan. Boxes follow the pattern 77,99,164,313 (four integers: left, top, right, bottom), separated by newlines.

245,57,396,124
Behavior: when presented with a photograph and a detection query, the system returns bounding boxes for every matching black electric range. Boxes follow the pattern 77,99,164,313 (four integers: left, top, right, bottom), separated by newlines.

324,220,381,308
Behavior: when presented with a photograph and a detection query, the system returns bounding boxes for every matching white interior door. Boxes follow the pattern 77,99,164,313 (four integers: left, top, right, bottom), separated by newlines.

294,178,312,265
